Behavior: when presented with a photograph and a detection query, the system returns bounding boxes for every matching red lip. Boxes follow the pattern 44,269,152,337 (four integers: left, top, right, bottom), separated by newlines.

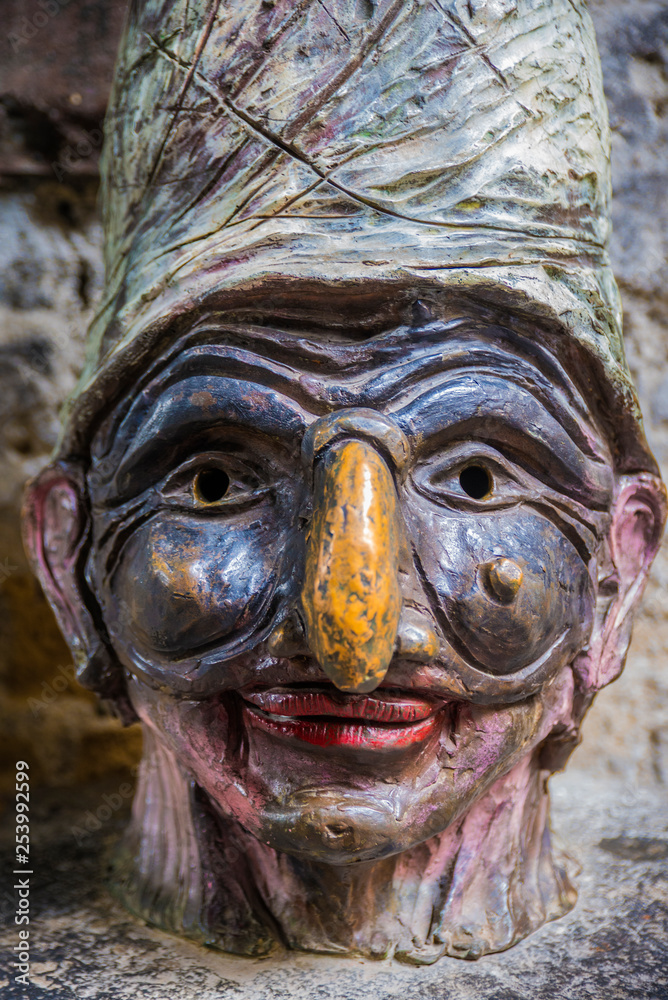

241,687,443,750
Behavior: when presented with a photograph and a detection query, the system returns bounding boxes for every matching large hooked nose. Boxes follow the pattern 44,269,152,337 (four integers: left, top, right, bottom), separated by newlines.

300,410,410,693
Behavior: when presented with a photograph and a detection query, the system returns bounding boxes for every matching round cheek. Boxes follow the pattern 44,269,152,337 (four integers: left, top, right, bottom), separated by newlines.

408,504,594,674
107,514,281,656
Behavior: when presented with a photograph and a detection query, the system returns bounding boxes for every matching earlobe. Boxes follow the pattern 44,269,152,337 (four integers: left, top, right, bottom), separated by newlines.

574,472,667,694
22,462,135,721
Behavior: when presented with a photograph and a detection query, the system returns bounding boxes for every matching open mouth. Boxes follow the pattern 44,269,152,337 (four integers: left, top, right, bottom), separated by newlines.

240,686,444,750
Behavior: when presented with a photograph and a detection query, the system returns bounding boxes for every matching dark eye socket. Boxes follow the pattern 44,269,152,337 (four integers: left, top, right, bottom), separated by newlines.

459,464,493,500
194,467,231,504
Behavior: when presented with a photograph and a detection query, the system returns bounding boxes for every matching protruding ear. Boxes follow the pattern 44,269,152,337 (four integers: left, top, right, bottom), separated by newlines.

574,472,667,694
22,462,136,722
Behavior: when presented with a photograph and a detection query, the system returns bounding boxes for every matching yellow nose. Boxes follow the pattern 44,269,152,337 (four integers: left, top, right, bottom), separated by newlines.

301,438,402,693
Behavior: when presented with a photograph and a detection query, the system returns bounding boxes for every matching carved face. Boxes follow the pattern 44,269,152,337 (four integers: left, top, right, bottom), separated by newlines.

79,308,617,862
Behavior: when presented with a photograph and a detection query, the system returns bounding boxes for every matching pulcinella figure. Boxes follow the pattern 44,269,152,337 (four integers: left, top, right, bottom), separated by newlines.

23,0,666,963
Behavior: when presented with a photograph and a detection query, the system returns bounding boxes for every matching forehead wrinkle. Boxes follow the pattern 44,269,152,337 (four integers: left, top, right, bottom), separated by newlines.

93,331,438,458
93,344,319,461
168,310,596,404
375,353,609,464
92,318,608,464
108,375,307,465
131,322,578,394
94,313,468,445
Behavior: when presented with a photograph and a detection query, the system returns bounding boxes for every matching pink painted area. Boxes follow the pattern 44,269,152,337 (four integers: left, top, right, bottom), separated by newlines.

574,472,667,694
22,464,89,653
611,477,665,587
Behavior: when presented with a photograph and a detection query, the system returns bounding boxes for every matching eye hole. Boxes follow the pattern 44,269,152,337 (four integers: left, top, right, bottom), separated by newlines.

459,464,492,500
194,467,230,504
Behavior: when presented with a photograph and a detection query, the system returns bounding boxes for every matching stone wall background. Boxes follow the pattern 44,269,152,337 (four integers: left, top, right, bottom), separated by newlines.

0,0,140,797
575,0,668,786
0,0,666,799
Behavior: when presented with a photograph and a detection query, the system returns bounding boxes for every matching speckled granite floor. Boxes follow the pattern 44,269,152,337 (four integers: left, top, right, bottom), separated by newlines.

0,769,666,1000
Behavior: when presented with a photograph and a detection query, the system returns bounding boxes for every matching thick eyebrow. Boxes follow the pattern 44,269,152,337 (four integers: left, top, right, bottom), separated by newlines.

396,372,612,507
92,342,334,465
97,375,306,502
357,332,609,463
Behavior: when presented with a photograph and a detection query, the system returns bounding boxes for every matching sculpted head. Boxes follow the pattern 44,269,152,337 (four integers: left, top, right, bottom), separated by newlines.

23,0,666,962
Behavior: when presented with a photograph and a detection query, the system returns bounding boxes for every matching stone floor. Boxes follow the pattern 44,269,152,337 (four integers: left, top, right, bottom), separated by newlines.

0,768,666,1000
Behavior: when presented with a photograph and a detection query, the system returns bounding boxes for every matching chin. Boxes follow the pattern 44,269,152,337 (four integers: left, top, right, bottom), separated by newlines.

109,669,578,962
127,673,555,865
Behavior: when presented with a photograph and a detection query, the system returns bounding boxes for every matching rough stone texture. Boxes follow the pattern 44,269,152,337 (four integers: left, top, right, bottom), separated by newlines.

0,2,140,798
0,0,141,795
0,769,666,999
0,176,142,798
1,0,126,178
